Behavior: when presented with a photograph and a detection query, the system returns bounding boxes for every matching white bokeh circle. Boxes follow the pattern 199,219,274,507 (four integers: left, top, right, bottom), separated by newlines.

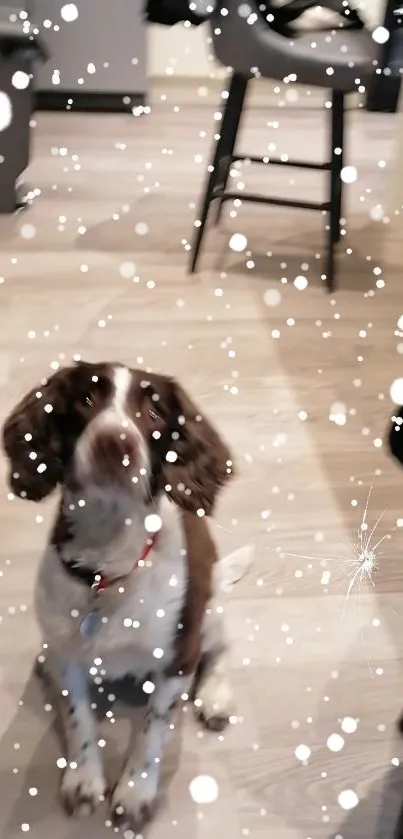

189,775,219,804
372,26,390,45
60,3,79,22
263,288,282,307
327,733,344,752
0,92,12,132
340,166,357,184
119,261,136,279
12,71,30,90
390,378,403,405
294,744,311,761
337,789,359,810
341,717,357,734
144,513,162,533
294,275,308,291
135,222,148,236
20,224,36,240
370,204,384,222
229,233,247,252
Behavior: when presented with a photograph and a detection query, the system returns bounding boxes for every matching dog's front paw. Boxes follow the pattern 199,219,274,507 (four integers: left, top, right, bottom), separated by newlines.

111,768,159,830
195,672,234,732
60,763,106,817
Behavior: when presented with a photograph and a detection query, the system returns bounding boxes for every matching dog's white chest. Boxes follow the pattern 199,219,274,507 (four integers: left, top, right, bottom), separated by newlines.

80,561,187,679
35,501,188,682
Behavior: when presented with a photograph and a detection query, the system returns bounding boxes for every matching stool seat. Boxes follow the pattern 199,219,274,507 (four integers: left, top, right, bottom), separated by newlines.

212,13,378,90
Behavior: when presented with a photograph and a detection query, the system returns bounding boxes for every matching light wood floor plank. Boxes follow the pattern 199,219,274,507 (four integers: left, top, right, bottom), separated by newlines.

0,94,402,838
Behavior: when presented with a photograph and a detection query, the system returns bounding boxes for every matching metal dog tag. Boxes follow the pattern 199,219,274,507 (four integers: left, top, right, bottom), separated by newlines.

80,610,101,639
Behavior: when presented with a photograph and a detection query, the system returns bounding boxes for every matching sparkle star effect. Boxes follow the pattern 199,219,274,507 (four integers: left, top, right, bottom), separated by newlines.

279,478,391,677
218,477,390,677
279,480,388,626
339,481,385,621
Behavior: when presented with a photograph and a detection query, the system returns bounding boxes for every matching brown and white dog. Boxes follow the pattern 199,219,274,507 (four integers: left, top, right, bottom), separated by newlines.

2,360,235,829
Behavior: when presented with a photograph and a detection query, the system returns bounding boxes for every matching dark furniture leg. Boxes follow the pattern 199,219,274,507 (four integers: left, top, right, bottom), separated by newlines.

190,81,349,293
326,89,345,293
213,73,248,225
189,72,248,274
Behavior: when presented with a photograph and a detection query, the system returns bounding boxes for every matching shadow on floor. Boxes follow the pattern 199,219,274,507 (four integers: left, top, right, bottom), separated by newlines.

0,664,184,839
336,765,403,839
253,263,403,836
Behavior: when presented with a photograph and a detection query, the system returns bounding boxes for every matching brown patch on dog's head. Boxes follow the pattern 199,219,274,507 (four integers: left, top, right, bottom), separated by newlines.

150,375,235,516
1,362,114,501
2,363,235,513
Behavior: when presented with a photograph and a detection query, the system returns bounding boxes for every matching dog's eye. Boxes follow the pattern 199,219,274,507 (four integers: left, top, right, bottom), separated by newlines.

149,407,166,432
81,375,110,410
146,402,166,436
79,388,102,413
149,408,161,423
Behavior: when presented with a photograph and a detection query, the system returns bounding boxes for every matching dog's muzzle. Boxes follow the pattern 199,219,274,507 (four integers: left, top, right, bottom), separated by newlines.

75,414,144,487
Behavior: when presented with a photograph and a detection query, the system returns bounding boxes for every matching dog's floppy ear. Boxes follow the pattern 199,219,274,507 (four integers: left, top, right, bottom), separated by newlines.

2,368,71,501
388,407,403,465
162,379,235,515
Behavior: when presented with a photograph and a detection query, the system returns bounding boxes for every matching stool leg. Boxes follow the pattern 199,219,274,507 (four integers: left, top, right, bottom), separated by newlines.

326,89,345,292
213,75,247,225
332,90,344,244
189,73,248,274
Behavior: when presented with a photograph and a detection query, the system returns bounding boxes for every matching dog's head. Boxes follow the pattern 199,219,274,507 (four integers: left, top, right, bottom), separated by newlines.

2,361,234,515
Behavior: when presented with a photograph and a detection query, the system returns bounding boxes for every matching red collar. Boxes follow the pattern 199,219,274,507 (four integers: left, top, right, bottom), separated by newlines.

93,532,158,594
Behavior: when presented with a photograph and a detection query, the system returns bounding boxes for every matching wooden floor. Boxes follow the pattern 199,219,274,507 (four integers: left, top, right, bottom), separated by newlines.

1,86,403,839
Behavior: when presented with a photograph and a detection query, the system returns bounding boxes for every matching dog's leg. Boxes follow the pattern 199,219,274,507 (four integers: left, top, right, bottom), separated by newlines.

45,653,106,817
111,674,186,829
194,608,235,731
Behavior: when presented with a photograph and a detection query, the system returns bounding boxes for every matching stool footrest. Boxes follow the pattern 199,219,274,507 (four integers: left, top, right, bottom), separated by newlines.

217,191,329,213
231,154,331,171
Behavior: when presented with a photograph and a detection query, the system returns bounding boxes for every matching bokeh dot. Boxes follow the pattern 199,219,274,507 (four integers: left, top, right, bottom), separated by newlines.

390,378,403,405
327,733,344,752
189,775,219,804
12,71,30,90
340,166,357,184
60,3,79,21
20,224,36,240
229,233,247,252
372,26,389,44
294,275,308,291
338,789,359,810
295,744,311,761
263,288,282,307
135,222,148,236
0,92,12,132
119,262,136,279
341,717,358,734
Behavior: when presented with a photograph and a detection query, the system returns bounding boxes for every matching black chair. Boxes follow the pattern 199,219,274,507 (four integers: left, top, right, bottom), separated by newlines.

0,7,47,214
189,0,379,292
367,1,403,112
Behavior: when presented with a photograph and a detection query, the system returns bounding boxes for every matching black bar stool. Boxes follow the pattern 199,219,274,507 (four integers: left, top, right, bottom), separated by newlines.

189,0,379,292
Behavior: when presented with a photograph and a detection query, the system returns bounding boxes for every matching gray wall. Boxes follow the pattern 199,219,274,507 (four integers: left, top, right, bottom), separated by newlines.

0,1,30,8
29,0,147,94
